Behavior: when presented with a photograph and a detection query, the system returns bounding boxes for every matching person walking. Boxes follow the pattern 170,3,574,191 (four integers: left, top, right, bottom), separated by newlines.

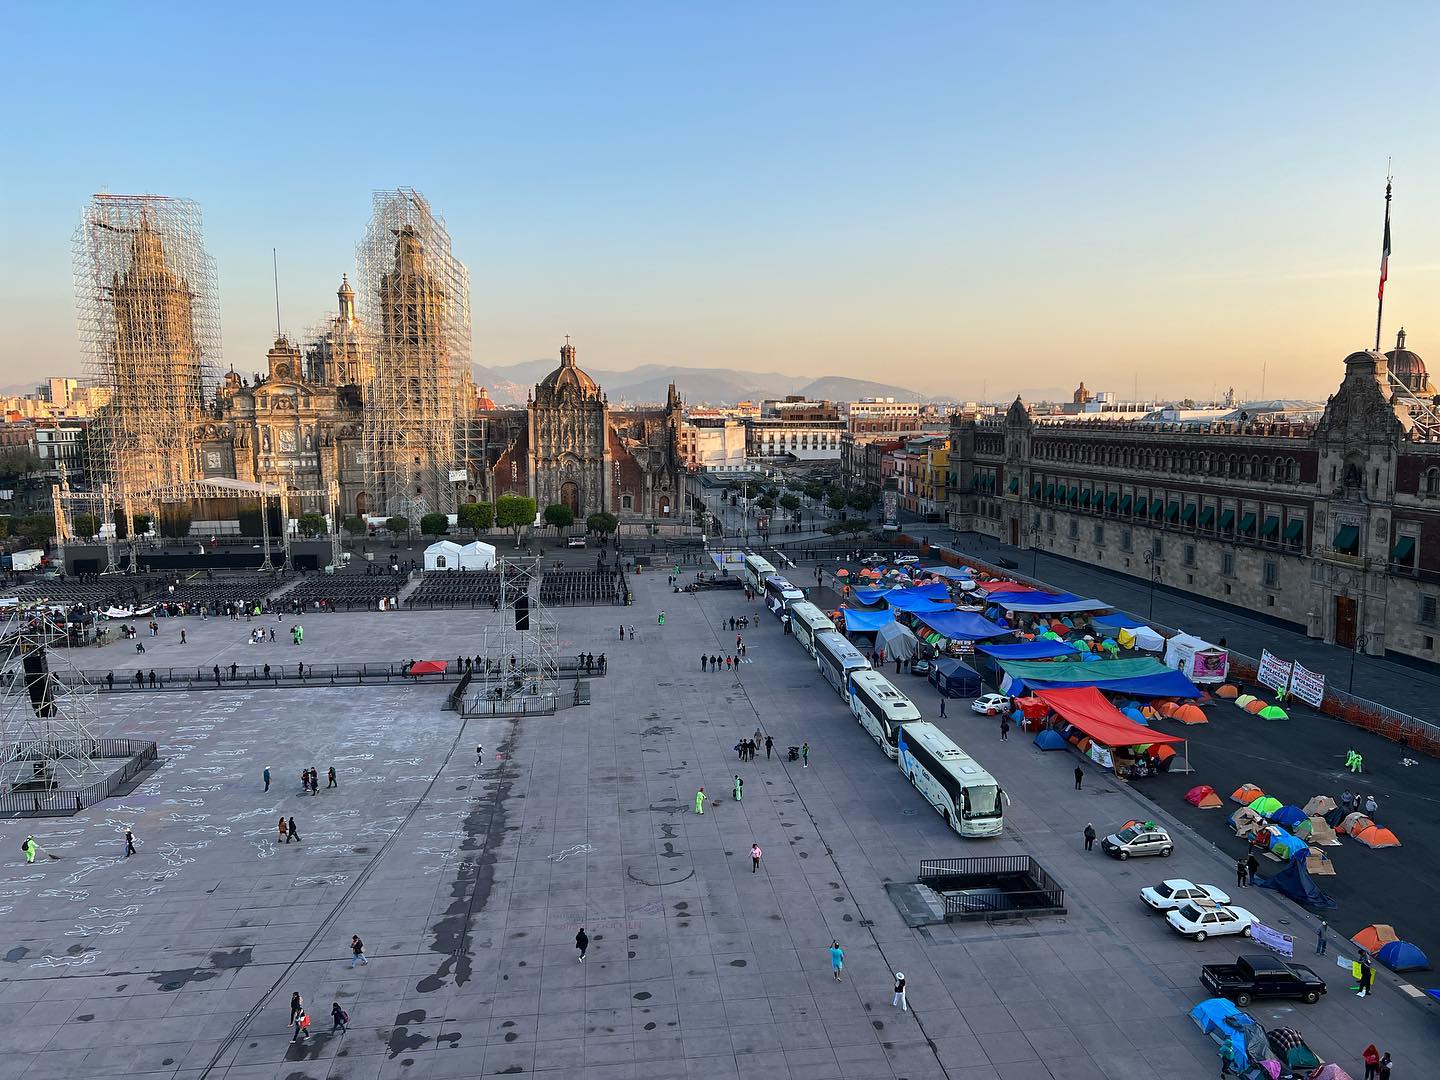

1341,789,1354,812
694,788,706,815
658,610,665,625
733,775,743,802
829,940,844,982
801,741,809,767
23,835,36,864
1084,823,1096,851
1074,766,1083,790
891,972,908,1011
311,767,320,794
179,629,186,644
1378,1052,1391,1080
1363,1045,1380,1080
1357,956,1373,998
263,766,271,792
1000,719,1010,742
700,653,707,671
619,624,624,641
293,1010,311,1042
1363,793,1378,814
1236,857,1249,889
331,1001,349,1034
277,817,289,844
350,934,368,968
290,992,304,1026
124,826,137,858
288,816,301,843
1245,853,1259,886
765,735,773,759
1316,920,1328,956
477,743,485,765
575,927,589,962
750,843,762,872
939,696,947,718
327,766,337,789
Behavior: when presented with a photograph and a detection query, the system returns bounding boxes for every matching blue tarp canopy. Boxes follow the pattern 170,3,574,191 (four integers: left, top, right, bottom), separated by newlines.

906,582,953,600
1033,729,1068,750
986,590,1080,606
1092,613,1147,631
841,609,895,632
924,566,974,581
930,658,982,697
977,640,1077,660
884,591,956,613
1377,940,1430,971
1188,999,1266,1072
851,587,893,605
996,657,1203,698
914,610,1011,640
1255,855,1336,909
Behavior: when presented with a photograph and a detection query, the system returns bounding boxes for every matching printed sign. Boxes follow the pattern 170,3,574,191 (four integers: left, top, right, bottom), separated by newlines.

447,469,468,483
1252,923,1295,958
1258,649,1294,695
1290,662,1326,709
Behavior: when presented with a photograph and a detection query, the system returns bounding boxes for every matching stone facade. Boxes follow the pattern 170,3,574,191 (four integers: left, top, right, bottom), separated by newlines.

947,339,1440,666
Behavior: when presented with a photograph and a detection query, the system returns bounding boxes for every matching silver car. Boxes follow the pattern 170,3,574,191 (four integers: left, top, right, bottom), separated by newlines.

1101,822,1173,860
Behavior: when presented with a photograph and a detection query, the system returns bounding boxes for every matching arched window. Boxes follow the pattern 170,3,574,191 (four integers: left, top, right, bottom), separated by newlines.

1426,468,1440,494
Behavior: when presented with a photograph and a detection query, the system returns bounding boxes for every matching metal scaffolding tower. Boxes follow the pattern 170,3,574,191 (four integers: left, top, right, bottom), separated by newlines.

356,189,472,520
471,557,559,713
74,195,220,533
0,616,102,802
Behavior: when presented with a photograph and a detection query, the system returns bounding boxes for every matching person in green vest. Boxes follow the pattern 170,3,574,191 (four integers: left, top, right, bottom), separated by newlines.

694,787,706,815
23,836,37,863
733,775,743,802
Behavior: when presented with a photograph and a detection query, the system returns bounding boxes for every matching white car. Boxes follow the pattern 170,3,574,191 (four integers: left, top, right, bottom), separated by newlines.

1165,900,1259,942
893,554,920,565
1140,879,1231,911
971,693,1010,716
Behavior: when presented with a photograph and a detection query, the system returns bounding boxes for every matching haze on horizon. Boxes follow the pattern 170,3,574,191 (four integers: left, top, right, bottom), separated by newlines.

3,3,1439,403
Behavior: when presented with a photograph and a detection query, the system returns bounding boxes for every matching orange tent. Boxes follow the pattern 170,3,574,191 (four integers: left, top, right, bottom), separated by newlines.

1185,784,1222,807
1215,684,1239,698
1174,704,1209,725
1152,745,1177,763
1353,825,1401,848
1158,702,1177,717
1232,784,1264,805
1351,924,1399,953
1338,812,1375,835
1244,698,1268,714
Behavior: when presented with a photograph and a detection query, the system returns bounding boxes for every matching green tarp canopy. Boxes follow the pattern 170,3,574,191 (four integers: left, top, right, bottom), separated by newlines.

1045,484,1055,499
1032,480,1042,496
1106,492,1119,510
1120,495,1133,513
1150,497,1164,517
1166,501,1180,522
1009,476,1019,493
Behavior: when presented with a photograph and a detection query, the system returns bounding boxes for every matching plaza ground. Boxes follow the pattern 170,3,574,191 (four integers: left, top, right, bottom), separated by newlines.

3,563,1438,1079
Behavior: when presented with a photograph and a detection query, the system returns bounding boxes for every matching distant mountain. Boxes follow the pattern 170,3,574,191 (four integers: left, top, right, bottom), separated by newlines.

472,360,926,407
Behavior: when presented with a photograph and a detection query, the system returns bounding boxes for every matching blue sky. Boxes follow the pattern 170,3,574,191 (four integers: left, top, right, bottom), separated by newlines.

3,3,1439,400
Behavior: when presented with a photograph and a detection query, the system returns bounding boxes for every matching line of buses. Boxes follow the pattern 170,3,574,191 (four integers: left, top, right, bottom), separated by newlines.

740,552,1007,838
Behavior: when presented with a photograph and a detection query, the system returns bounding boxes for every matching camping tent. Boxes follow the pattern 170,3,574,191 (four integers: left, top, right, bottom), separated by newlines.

1215,684,1239,698
1173,704,1209,725
1231,783,1264,805
1249,796,1284,819
1185,785,1223,809
1307,1066,1357,1080
1234,694,1256,708
1303,795,1338,816
1229,807,1265,837
1163,632,1230,683
875,620,919,660
1255,855,1336,908
1377,940,1430,971
930,659,982,698
458,540,497,570
1033,729,1068,751
1265,1029,1321,1072
1187,999,1269,1073
1258,705,1289,720
1116,625,1166,651
1351,924,1398,953
423,539,464,571
1270,834,1309,861
1270,805,1307,830
1352,825,1401,848
1338,812,1375,836
1305,816,1339,846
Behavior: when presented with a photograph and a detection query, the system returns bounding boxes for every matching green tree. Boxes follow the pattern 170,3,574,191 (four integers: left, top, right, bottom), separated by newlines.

0,449,41,484
0,518,10,541
342,515,366,536
13,514,52,548
543,503,574,537
420,512,449,537
840,517,871,536
72,512,99,539
847,491,875,512
457,501,494,533
803,482,824,501
385,515,410,540
827,491,848,512
586,511,618,537
756,494,776,510
778,494,801,513
298,512,327,538
495,494,537,547
131,512,153,536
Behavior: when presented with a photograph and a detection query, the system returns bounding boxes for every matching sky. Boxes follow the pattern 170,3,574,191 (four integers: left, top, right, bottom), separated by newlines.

3,3,1440,402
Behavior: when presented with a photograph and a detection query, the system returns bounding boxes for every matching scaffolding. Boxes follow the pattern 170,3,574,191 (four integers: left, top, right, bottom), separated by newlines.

0,614,102,801
468,557,559,714
75,195,220,537
356,189,472,521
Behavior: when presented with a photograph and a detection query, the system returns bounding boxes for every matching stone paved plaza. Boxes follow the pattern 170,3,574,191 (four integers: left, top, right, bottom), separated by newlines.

4,565,1438,1080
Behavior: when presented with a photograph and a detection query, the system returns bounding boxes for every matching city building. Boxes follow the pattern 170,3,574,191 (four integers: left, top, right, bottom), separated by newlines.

745,416,845,460
890,435,949,517
946,331,1440,665
680,417,748,472
846,397,922,437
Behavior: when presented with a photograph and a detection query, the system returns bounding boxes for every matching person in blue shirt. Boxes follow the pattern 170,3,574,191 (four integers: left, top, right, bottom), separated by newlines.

829,941,844,982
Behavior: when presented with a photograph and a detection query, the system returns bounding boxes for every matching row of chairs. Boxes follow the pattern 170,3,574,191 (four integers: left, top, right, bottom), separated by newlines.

539,569,625,606
284,573,408,611
405,572,503,609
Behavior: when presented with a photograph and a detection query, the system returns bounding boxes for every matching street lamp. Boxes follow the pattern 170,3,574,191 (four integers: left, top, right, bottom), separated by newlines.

1143,549,1161,621
1348,632,1369,694
1029,520,1044,578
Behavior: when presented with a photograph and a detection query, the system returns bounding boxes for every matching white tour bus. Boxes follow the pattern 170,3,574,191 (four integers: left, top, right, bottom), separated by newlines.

763,574,805,616
896,721,1006,837
813,629,871,695
742,553,777,591
788,600,837,657
847,669,922,758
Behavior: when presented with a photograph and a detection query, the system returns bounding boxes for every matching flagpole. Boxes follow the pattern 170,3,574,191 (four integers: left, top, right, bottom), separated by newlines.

1375,177,1392,351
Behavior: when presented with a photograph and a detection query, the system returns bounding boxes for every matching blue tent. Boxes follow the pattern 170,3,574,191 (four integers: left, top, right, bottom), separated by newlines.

1092,613,1147,631
1033,729,1068,751
1121,706,1149,726
1255,855,1336,909
930,658,982,698
1377,940,1430,971
977,640,1078,660
914,610,1011,641
851,587,893,605
884,591,955,613
1269,805,1307,830
841,609,894,633
1188,999,1266,1072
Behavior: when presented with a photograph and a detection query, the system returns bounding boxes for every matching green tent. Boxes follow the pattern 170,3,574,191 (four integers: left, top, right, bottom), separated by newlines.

1234,694,1257,707
1250,795,1284,818
1258,705,1288,720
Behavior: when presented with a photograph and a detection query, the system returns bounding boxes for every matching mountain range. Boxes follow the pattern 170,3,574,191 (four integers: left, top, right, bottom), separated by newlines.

471,360,929,407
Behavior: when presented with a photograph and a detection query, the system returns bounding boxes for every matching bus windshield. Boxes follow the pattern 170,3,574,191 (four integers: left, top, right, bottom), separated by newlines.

962,784,1004,820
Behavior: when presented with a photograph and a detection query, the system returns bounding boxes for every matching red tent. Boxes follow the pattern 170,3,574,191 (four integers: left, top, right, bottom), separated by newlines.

1033,687,1184,748
409,660,448,675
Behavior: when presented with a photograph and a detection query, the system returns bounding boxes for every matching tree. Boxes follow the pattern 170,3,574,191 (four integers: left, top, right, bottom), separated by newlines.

586,511,618,537
342,515,366,536
420,512,449,537
0,449,41,485
73,513,99,539
839,517,871,536
543,503,574,537
847,491,875,512
756,494,776,510
131,512,153,536
827,491,848,512
803,482,824,501
495,494,537,547
385,515,410,539
298,512,327,538
457,501,494,533
778,494,801,513
12,514,51,548
0,518,9,541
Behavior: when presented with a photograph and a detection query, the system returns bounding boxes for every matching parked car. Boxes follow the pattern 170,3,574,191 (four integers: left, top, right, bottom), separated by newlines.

893,554,919,565
1166,901,1258,942
1139,879,1230,911
566,536,587,548
1201,954,1326,1007
970,693,1010,716
861,554,888,566
1101,821,1173,860
909,658,933,676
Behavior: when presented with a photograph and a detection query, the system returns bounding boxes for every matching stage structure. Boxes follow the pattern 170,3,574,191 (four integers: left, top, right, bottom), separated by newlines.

355,189,473,520
469,556,559,715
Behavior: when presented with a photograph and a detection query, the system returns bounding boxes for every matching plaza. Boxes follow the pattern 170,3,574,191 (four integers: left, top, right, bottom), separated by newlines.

3,562,1439,1080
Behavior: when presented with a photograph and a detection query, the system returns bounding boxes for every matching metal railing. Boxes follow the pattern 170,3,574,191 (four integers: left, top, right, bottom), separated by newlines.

459,693,558,718
918,855,1066,917
0,739,158,818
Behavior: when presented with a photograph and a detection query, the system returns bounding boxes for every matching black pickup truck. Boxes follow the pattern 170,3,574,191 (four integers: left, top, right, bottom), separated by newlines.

1200,954,1327,1007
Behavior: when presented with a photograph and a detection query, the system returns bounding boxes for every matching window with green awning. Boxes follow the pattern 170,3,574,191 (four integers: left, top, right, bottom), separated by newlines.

1261,515,1280,538
1393,535,1416,563
1334,525,1359,553
1044,484,1055,500
1031,480,1042,497
1199,506,1216,527
1106,492,1119,511
1239,512,1257,535
1150,497,1164,517
1079,490,1091,507
1284,519,1305,543
1119,494,1132,513
1182,504,1197,525
1219,508,1235,530
1166,501,1180,522
1069,486,1079,503
1009,477,1019,493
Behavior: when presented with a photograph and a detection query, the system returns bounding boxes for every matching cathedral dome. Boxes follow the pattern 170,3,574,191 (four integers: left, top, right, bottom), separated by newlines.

475,385,498,411
1385,328,1429,393
539,338,600,397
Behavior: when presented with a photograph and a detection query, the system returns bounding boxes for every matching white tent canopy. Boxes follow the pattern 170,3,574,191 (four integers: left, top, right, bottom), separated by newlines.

876,621,920,660
458,540,497,570
424,540,464,571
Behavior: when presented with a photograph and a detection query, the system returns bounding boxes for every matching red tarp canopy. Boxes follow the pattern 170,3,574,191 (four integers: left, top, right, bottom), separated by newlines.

1035,686,1184,748
409,660,448,675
